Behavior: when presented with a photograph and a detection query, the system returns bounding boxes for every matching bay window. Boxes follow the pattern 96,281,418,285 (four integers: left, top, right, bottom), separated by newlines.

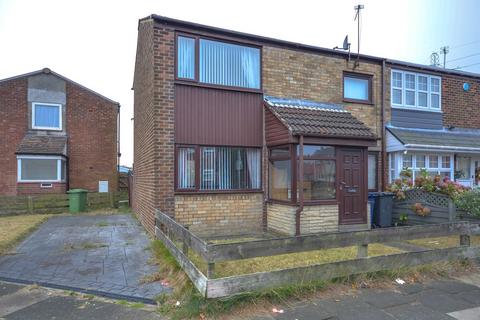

17,156,66,182
268,144,337,204
388,152,453,182
391,70,441,111
176,34,261,90
32,102,62,130
176,146,261,191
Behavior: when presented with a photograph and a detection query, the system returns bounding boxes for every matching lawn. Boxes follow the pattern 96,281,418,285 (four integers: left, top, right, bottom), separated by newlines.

0,214,51,255
408,235,480,249
188,243,404,278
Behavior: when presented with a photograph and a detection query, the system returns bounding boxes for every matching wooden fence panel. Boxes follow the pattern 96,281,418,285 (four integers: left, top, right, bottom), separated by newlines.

206,246,480,298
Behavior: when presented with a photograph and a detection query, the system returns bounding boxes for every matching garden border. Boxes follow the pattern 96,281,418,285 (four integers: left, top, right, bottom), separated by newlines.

155,209,480,298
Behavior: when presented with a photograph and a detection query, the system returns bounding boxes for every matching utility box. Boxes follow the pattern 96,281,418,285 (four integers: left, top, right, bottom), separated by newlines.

373,192,395,228
67,189,88,213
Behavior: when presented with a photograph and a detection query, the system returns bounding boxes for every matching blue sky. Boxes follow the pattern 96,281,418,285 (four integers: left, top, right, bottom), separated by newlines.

0,0,478,166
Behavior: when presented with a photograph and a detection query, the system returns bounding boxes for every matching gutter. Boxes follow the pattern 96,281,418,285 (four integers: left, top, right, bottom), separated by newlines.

404,144,480,152
295,135,304,236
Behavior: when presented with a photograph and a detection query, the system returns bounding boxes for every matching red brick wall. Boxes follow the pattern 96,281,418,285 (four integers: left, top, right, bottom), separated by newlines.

133,19,175,234
17,182,66,195
442,75,480,129
0,78,27,195
67,83,118,192
0,74,117,196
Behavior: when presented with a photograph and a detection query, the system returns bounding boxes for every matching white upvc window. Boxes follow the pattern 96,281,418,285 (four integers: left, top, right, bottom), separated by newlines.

391,70,441,112
17,155,66,182
388,152,453,183
32,102,62,130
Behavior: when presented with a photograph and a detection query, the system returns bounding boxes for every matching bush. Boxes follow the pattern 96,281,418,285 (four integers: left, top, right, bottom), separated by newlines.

387,168,468,200
455,189,480,217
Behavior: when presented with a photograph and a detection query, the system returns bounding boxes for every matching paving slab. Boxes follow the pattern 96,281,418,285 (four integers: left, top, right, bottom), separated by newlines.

3,295,162,320
383,302,456,320
0,214,169,303
448,306,480,320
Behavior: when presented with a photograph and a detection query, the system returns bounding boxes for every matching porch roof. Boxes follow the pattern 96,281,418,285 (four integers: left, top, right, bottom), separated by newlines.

264,96,376,140
16,135,67,156
387,126,480,152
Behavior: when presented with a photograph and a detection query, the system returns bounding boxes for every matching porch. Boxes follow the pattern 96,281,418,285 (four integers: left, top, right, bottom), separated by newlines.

386,126,480,188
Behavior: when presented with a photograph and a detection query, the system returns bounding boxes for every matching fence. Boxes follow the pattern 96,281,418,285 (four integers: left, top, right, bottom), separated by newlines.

392,189,457,225
0,192,129,216
155,209,480,298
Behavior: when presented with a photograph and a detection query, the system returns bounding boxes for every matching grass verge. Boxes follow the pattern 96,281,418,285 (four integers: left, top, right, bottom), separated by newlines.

408,235,480,249
0,214,52,255
151,239,474,319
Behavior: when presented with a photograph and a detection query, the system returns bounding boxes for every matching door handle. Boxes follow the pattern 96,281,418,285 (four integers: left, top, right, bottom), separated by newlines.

339,181,346,190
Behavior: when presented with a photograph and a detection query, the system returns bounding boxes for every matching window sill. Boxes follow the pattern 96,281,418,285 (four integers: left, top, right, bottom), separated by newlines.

391,106,442,113
31,127,63,131
175,80,263,94
343,98,374,105
175,189,263,195
267,199,338,206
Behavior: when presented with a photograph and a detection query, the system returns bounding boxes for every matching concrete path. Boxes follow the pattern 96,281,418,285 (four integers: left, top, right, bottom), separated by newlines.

0,214,169,303
0,281,162,319
254,278,480,320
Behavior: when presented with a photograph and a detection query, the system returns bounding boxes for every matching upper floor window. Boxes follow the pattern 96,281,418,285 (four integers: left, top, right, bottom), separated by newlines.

391,70,441,111
32,102,62,130
176,35,261,90
343,73,372,103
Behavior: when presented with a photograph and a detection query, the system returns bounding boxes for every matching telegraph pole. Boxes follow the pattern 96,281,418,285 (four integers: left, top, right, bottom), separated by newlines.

354,4,364,66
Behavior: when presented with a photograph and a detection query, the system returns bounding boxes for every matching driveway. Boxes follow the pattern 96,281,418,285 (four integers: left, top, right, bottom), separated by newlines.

0,214,169,303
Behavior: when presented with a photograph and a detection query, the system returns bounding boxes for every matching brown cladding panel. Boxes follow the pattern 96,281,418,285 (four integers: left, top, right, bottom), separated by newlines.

265,108,290,146
175,84,263,146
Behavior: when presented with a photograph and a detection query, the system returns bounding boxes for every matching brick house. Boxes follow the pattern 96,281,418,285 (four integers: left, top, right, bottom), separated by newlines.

384,61,480,189
0,68,120,196
133,15,480,237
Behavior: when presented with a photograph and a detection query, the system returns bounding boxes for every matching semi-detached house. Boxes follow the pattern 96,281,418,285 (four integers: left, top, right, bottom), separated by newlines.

133,15,480,237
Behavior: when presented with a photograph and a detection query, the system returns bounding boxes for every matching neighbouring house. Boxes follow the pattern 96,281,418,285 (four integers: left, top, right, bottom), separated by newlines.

132,15,480,237
0,68,120,195
385,62,480,189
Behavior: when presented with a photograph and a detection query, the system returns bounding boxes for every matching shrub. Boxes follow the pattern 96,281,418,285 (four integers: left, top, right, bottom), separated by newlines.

387,168,468,200
455,189,480,217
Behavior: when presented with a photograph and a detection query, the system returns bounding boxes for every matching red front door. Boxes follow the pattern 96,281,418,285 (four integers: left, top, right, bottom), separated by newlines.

338,148,367,224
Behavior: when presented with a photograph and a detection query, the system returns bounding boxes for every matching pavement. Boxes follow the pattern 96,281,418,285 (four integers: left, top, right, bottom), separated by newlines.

0,214,169,303
0,281,162,319
254,275,480,320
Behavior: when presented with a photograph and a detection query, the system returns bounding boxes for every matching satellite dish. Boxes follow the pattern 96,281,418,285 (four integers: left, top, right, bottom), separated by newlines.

342,35,350,50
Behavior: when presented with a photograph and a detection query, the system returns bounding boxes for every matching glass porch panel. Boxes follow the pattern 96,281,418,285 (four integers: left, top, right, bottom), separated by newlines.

456,156,471,179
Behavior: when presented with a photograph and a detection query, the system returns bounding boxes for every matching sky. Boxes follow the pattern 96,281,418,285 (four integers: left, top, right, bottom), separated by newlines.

1,0,479,167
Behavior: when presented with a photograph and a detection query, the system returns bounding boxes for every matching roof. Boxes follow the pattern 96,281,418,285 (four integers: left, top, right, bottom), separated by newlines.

0,68,120,105
387,127,480,151
265,96,376,140
16,135,68,156
148,14,480,80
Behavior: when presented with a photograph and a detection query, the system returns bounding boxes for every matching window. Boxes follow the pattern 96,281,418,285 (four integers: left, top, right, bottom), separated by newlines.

391,70,441,111
17,156,66,182
268,145,338,203
177,36,195,80
388,152,453,182
177,147,195,189
368,153,378,190
299,146,336,201
343,73,371,103
176,35,261,90
32,102,62,130
176,146,261,191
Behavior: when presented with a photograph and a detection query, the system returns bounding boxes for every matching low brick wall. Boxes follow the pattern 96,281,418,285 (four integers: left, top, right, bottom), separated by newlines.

267,203,340,236
17,182,67,195
174,193,263,237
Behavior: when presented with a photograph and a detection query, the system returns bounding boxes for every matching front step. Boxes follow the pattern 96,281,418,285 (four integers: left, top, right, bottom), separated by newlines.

338,223,370,232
